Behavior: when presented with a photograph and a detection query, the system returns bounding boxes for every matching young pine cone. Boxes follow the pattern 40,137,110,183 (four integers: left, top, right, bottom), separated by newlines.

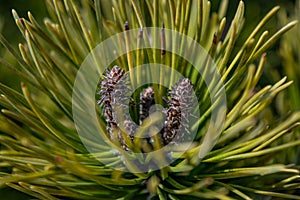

162,78,195,144
97,65,136,150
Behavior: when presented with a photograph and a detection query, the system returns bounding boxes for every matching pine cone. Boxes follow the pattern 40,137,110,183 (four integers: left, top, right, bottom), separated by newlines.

139,87,155,124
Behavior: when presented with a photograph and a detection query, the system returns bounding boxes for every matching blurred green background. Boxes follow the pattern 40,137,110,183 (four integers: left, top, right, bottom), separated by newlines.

0,0,298,198
0,0,47,91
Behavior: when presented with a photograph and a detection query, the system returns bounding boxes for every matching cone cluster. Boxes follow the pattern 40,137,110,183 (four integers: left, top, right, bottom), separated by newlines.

97,66,194,150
